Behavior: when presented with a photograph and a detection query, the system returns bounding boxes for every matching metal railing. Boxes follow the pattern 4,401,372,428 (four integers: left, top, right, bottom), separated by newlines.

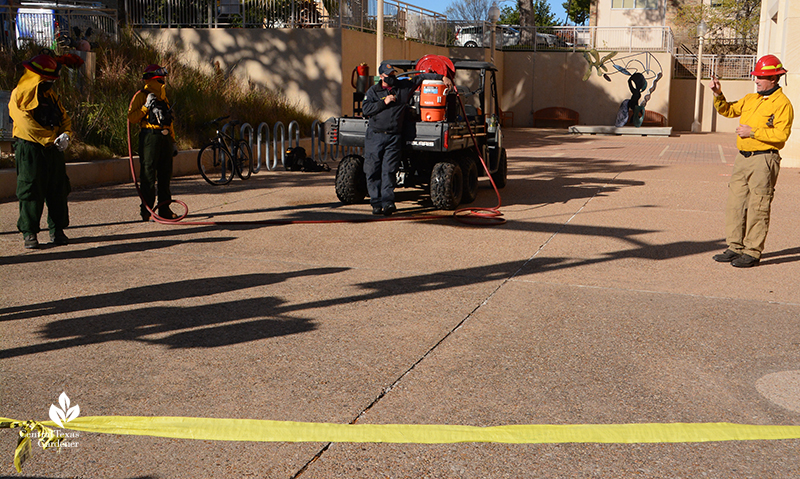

673,54,756,80
342,0,447,45
1,4,117,49
450,24,674,52
125,0,447,45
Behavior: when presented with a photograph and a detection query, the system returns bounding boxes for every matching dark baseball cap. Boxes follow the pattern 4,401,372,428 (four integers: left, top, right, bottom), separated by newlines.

379,63,395,76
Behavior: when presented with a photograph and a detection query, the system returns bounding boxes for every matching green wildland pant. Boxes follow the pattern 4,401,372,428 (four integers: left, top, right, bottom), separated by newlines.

15,139,70,235
138,128,173,215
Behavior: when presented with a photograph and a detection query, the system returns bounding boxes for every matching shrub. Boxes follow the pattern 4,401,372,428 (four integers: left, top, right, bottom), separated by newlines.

1,28,318,163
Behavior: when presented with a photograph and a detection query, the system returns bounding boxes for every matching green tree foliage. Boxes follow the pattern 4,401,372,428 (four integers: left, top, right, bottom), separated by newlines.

499,5,520,24
501,0,557,26
675,0,760,54
561,0,591,25
533,0,557,25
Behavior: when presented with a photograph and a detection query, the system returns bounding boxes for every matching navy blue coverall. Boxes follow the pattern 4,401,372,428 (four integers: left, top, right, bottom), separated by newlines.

361,73,443,209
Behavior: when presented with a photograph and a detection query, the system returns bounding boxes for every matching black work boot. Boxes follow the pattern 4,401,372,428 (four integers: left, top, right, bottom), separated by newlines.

23,233,39,250
712,249,741,263
49,230,69,246
731,254,759,268
383,203,397,216
158,208,179,220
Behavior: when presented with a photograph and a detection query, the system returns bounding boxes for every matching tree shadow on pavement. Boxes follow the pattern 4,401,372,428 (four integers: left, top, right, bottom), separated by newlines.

0,236,234,266
0,230,724,359
0,268,347,359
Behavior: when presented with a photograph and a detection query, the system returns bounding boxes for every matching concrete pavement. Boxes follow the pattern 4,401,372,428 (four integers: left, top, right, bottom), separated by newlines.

1,128,800,478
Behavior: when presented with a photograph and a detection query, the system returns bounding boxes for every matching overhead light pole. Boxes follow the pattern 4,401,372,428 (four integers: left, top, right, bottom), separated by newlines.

377,0,384,75
488,1,500,65
691,20,708,133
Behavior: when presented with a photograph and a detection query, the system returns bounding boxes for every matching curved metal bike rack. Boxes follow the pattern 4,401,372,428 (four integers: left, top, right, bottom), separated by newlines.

251,122,270,173
287,120,301,149
239,122,253,148
271,121,286,170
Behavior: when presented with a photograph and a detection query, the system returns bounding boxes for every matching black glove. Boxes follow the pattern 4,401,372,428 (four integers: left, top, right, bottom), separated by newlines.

172,143,178,157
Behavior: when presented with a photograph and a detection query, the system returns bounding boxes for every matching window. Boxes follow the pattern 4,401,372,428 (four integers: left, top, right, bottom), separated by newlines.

612,0,659,9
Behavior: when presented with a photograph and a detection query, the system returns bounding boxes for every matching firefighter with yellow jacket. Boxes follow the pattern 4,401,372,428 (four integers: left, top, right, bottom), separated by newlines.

127,64,178,221
9,54,73,249
710,54,794,268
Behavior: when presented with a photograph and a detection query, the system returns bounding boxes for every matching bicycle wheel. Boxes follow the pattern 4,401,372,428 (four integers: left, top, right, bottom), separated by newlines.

198,142,235,186
235,140,253,180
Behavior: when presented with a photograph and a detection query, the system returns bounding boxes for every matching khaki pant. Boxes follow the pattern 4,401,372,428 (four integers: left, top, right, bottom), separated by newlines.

725,151,781,259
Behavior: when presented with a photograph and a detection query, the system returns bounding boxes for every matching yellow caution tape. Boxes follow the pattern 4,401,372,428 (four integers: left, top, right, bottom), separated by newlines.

4,416,800,471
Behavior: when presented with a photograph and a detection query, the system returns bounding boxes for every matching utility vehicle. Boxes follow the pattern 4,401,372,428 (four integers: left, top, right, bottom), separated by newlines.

328,55,508,210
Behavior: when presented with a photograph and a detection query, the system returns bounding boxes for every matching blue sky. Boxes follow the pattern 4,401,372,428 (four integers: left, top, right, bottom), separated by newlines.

422,0,569,25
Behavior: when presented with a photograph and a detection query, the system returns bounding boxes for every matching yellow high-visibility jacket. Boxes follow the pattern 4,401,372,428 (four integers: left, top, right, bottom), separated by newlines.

127,79,175,141
714,88,794,151
8,70,72,146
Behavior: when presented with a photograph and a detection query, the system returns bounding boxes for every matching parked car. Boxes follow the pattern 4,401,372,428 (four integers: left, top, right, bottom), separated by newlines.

535,32,570,49
454,24,519,48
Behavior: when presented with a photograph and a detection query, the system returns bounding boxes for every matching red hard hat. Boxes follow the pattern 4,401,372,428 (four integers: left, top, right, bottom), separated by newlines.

23,54,61,80
751,54,787,76
143,64,167,80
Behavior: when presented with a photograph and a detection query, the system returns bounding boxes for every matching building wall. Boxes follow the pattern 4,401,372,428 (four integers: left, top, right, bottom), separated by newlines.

498,50,673,127
138,28,450,120
136,28,752,136
138,28,346,119
593,0,668,29
757,0,800,168
669,78,754,132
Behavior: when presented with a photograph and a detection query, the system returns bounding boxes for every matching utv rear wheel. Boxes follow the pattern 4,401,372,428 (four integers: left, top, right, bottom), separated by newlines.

335,155,368,204
490,148,507,189
430,161,463,210
459,157,479,204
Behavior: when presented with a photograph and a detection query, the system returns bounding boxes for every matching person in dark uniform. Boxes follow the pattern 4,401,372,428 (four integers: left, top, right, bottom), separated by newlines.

362,62,453,216
127,64,178,221
9,54,73,249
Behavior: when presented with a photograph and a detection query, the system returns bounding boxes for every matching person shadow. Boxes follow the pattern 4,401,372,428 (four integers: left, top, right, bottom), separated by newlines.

759,246,800,265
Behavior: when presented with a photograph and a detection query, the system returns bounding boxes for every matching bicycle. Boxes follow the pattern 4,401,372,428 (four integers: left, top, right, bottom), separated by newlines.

197,115,253,185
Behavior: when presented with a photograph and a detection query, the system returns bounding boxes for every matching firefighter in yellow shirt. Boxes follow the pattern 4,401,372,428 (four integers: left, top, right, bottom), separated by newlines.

9,54,73,249
710,54,794,268
127,64,178,221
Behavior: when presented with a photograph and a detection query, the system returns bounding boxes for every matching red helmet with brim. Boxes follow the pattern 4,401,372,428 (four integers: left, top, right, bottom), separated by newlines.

751,54,788,76
23,54,61,80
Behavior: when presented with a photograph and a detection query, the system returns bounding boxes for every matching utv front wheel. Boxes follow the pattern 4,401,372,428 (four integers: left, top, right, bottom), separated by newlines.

459,157,479,204
490,148,508,189
335,155,368,204
430,161,463,210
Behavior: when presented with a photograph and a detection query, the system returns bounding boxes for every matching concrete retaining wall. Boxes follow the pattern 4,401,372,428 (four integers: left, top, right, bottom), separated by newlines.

0,138,318,200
